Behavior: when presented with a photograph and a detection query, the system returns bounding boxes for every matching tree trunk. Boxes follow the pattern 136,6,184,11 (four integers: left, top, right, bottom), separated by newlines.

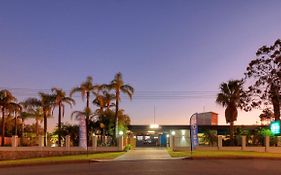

35,119,39,136
58,103,62,147
86,91,90,147
114,91,119,141
230,121,234,146
14,112,17,136
43,111,47,147
1,108,5,146
21,119,24,145
271,84,280,121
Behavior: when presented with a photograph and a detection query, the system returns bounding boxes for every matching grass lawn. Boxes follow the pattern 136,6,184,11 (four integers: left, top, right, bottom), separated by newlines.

167,149,281,159
0,152,125,167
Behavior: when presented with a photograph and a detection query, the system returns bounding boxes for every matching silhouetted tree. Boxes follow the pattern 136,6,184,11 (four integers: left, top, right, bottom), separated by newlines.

245,39,281,120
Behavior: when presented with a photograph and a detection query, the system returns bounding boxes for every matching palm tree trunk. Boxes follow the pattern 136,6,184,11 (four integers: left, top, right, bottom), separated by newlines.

43,111,47,147
35,119,39,136
1,108,5,146
58,103,62,147
114,92,119,141
230,121,234,145
86,91,90,147
14,112,17,136
21,119,24,145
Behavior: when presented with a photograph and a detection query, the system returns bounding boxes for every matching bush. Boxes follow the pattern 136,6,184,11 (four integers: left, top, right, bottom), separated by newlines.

124,144,132,152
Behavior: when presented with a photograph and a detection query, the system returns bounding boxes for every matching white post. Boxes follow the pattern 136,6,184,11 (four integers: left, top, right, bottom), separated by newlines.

92,135,97,150
118,136,124,151
265,136,270,152
218,135,223,150
38,135,44,147
65,135,71,149
12,135,18,147
170,136,175,150
241,135,246,151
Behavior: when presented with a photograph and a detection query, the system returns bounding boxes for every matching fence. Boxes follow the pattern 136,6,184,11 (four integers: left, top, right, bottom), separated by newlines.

171,135,281,153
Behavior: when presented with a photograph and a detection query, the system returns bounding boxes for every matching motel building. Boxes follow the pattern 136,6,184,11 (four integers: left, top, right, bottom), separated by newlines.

128,112,261,149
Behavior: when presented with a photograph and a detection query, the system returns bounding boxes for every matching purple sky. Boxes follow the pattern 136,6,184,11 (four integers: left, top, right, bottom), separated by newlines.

1,0,281,131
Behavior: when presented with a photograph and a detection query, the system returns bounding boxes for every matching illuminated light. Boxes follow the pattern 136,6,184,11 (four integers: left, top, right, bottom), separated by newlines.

154,136,158,139
270,121,281,135
166,134,170,138
119,131,124,136
150,124,159,129
181,130,186,136
148,130,155,134
171,131,176,136
92,133,96,136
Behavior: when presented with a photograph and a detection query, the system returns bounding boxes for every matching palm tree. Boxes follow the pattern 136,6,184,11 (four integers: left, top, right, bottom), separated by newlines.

70,76,98,146
0,89,19,146
93,90,115,113
52,88,75,146
20,99,44,137
105,72,134,139
25,93,55,146
216,80,246,145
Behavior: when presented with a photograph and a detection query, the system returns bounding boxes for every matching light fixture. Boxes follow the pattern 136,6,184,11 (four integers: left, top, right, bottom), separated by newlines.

150,124,159,129
181,130,186,136
166,134,170,138
119,131,124,136
171,131,176,136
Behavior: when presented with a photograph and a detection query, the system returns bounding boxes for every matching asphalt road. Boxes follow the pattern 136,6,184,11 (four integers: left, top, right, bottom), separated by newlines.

1,159,281,175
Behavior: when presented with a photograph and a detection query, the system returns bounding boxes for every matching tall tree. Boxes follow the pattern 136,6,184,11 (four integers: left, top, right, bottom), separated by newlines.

245,39,281,120
70,76,98,146
26,93,55,146
105,72,134,139
0,89,19,146
20,99,44,136
216,80,247,145
52,88,75,146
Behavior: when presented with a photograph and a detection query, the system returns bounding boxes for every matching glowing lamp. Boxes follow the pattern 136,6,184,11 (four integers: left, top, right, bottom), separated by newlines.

270,121,280,135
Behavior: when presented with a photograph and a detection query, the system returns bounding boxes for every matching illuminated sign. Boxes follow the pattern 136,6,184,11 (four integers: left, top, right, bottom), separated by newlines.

270,121,281,135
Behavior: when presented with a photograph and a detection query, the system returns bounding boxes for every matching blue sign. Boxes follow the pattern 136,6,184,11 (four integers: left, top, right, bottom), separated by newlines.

190,113,198,148
270,121,281,135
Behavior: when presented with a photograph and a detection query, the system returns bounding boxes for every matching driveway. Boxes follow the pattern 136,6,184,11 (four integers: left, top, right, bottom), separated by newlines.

115,147,172,160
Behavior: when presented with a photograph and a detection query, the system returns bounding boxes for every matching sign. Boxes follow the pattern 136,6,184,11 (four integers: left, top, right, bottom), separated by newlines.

79,116,87,149
270,121,281,135
190,113,198,148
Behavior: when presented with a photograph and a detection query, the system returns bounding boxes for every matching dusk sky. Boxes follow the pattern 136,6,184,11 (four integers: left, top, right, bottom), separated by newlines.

1,0,281,131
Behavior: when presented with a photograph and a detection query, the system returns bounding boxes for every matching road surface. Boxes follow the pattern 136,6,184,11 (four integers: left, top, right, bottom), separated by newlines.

1,159,281,175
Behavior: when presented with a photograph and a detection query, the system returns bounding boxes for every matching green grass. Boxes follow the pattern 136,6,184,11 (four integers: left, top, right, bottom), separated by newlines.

167,149,281,159
0,152,125,167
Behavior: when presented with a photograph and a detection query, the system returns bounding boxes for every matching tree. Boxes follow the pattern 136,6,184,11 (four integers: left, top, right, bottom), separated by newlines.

52,88,75,146
259,108,275,125
105,72,134,140
20,99,44,136
26,93,55,146
70,76,98,146
245,39,281,120
216,80,247,145
0,89,19,146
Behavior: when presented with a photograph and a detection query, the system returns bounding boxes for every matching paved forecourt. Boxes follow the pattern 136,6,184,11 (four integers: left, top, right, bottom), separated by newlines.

115,147,172,160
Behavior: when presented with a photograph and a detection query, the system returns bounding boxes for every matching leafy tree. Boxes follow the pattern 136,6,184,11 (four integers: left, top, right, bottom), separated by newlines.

52,88,75,146
245,39,281,120
53,123,79,146
259,108,275,125
104,72,134,139
70,76,99,146
216,80,247,145
0,89,20,146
